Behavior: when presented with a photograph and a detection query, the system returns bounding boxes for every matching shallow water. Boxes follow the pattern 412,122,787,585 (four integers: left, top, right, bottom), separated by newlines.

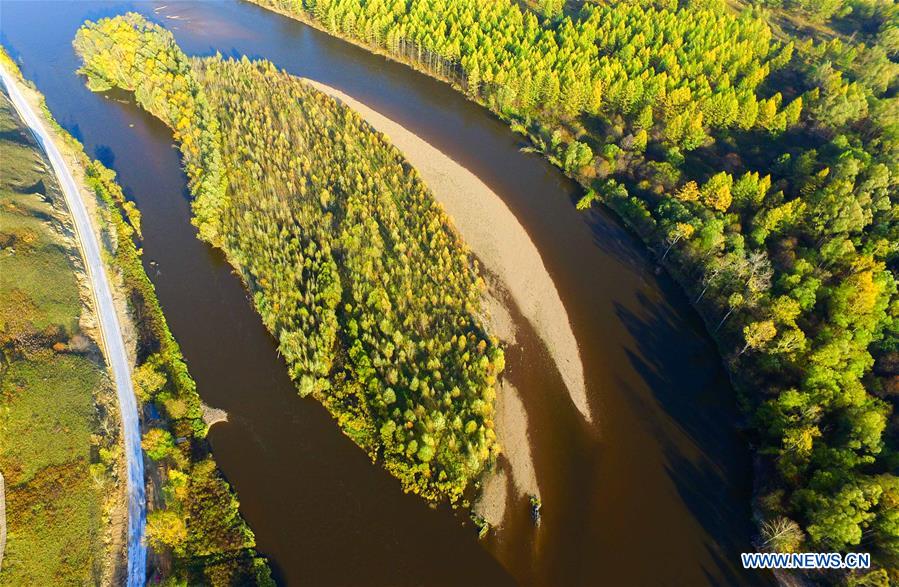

1,2,768,584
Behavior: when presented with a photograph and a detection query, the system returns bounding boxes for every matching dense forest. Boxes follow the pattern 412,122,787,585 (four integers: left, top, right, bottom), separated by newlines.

249,0,899,582
74,14,504,504
1,48,272,584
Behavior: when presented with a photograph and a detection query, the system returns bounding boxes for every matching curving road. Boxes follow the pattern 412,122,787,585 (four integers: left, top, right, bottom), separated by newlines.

0,65,146,586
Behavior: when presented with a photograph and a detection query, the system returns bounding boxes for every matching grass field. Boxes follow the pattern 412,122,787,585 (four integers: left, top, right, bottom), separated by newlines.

0,88,121,585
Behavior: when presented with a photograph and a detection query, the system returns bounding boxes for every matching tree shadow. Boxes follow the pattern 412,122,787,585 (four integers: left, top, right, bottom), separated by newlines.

583,203,657,273
93,143,115,169
64,122,84,144
613,293,771,586
0,127,33,146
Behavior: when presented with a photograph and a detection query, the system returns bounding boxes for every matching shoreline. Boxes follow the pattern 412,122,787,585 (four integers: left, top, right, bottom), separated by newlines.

303,78,592,428
475,281,541,529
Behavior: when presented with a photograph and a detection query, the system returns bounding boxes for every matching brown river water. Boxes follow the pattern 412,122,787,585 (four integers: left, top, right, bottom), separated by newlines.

0,2,770,584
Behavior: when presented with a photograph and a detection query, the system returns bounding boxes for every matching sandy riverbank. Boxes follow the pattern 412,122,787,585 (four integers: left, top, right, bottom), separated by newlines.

303,79,591,427
473,379,542,527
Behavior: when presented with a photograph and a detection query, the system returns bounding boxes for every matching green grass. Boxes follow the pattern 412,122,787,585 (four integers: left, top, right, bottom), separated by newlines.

0,353,103,484
0,108,81,335
0,89,115,585
0,220,81,336
0,354,106,586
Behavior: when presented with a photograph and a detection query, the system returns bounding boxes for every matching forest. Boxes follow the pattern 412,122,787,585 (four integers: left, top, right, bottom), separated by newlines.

247,0,899,582
74,13,504,504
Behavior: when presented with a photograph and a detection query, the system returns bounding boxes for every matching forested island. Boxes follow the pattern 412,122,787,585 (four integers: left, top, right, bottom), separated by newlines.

74,13,505,505
242,0,899,582
0,50,271,585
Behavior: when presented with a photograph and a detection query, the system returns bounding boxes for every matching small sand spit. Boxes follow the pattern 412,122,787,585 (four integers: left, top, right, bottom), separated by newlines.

474,380,540,528
304,79,591,425
495,381,539,499
474,468,508,528
201,403,228,427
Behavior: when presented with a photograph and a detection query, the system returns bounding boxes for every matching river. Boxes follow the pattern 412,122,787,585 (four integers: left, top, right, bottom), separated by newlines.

0,2,768,585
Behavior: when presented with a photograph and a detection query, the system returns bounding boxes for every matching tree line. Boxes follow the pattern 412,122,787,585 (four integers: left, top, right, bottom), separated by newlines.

84,158,273,586
256,0,799,149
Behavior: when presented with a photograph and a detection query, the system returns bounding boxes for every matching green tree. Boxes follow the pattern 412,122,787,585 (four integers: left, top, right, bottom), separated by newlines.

143,428,177,461
146,509,188,554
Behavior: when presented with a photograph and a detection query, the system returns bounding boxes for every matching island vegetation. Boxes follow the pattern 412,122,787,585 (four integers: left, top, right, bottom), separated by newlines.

74,13,504,504
1,49,272,585
245,0,899,581
0,77,122,586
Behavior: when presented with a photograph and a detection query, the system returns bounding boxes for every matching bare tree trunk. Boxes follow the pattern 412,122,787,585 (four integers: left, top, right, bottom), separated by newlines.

715,308,733,333
695,284,710,304
662,235,680,260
